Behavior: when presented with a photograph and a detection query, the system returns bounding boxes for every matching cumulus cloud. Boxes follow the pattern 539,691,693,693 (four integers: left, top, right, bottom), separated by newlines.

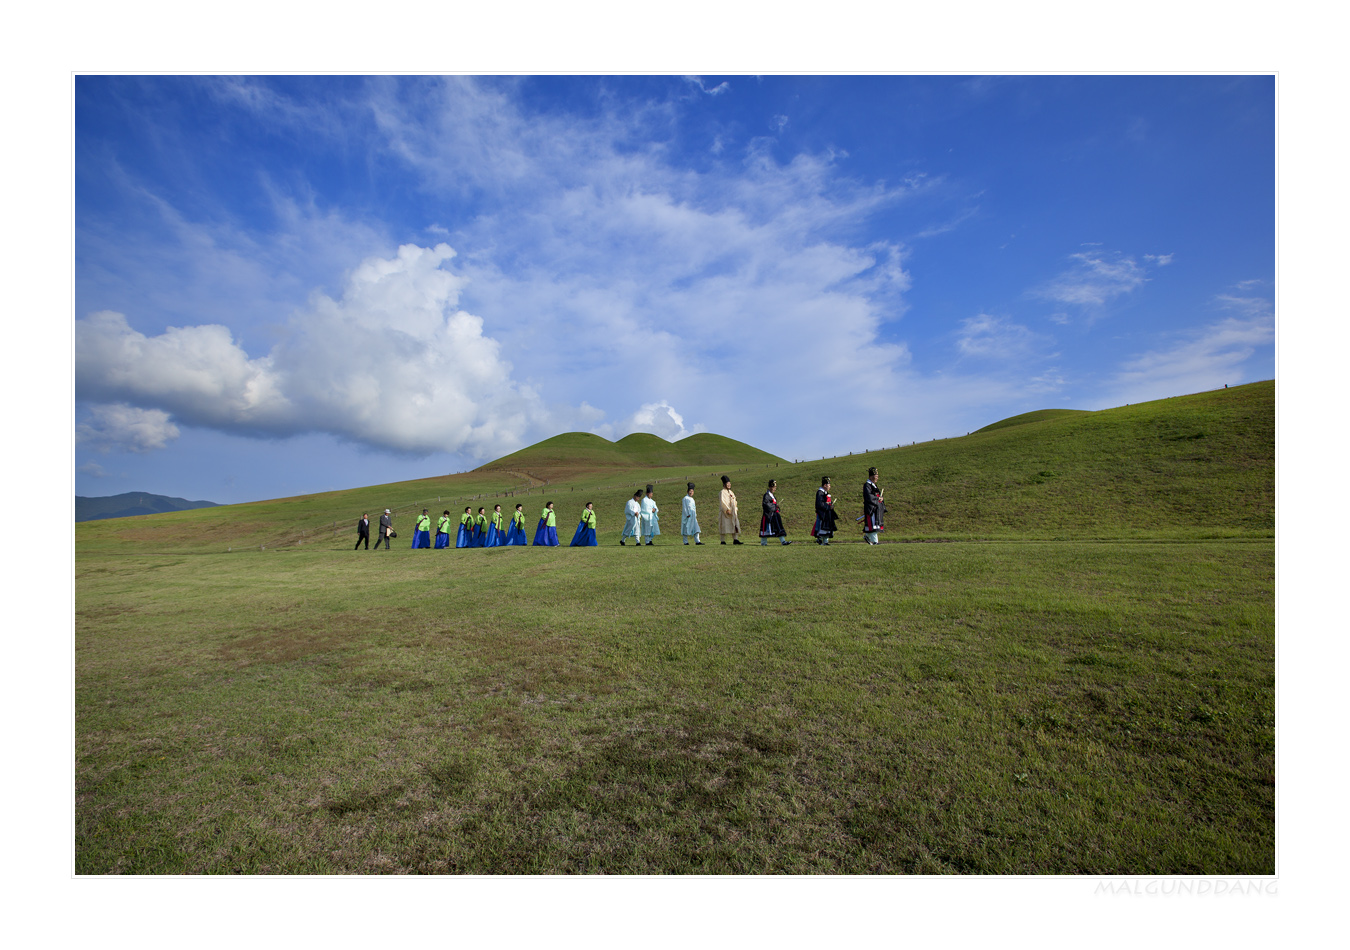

76,244,563,459
76,404,181,453
594,400,703,441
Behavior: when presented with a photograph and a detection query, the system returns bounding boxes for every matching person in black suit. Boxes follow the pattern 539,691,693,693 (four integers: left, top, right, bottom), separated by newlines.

376,509,393,550
356,513,370,550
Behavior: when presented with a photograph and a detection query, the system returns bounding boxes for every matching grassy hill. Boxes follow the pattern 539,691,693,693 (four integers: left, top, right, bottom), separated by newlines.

75,381,1274,874
974,408,1090,433
477,430,783,476
74,380,1273,553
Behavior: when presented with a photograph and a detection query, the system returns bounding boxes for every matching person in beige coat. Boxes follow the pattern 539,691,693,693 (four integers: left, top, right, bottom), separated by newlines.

718,474,743,545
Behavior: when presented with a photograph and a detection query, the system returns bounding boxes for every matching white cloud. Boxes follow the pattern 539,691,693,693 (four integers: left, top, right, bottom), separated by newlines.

956,313,1042,360
78,461,107,477
1144,253,1174,266
1033,251,1147,308
594,400,704,441
76,244,564,460
684,77,730,97
1097,310,1274,407
76,404,181,453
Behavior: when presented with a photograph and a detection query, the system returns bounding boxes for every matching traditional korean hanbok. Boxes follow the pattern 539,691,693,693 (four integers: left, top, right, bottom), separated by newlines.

681,494,701,544
812,488,839,544
719,487,740,542
504,510,527,546
532,506,559,546
570,507,598,546
862,478,886,544
485,510,504,547
475,514,489,547
455,512,474,548
621,497,642,545
414,512,432,549
640,495,660,544
759,491,789,545
435,514,451,549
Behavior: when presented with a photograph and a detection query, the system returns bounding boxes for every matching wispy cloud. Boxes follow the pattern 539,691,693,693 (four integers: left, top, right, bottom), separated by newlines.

1096,304,1273,407
683,77,730,97
956,314,1045,361
1033,250,1148,309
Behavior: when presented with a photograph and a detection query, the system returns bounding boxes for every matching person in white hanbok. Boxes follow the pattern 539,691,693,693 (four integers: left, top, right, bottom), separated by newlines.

681,482,702,545
621,490,643,546
640,484,661,545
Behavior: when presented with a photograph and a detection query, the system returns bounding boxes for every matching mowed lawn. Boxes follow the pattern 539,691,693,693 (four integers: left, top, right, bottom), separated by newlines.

76,538,1273,874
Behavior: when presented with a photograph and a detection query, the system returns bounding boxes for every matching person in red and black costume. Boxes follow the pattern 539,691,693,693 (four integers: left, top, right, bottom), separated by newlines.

812,477,839,545
862,467,885,545
759,479,792,546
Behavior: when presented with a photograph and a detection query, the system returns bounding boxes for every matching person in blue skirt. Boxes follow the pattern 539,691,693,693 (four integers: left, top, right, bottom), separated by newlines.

474,507,489,547
455,507,474,547
435,510,452,549
414,509,432,549
570,502,598,546
533,502,559,545
485,504,504,547
504,504,528,545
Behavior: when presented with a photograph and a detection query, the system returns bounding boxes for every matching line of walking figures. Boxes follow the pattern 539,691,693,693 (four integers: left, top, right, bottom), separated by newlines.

354,467,887,551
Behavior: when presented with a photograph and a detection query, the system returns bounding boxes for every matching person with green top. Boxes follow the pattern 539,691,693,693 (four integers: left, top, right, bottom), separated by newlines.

413,509,432,549
532,501,559,546
456,507,474,548
475,507,489,547
570,501,598,546
435,509,452,549
504,503,527,545
486,504,505,547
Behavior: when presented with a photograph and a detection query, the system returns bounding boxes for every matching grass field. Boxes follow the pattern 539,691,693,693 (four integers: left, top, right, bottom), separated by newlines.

74,381,1275,874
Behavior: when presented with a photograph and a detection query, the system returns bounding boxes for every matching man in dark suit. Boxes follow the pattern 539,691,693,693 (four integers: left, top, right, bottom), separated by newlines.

376,509,392,550
356,513,370,550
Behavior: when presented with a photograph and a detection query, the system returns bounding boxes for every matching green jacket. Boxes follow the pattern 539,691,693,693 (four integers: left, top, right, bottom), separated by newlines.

581,508,596,528
416,514,431,532
437,516,451,534
542,507,555,527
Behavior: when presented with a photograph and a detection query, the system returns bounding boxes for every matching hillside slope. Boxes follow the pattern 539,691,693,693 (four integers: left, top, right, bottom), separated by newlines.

75,381,1273,553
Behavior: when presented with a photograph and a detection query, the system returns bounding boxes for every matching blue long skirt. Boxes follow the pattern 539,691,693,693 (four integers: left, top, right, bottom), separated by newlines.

414,529,431,549
485,524,502,547
570,520,598,546
455,525,472,547
532,519,559,546
434,531,449,549
474,525,487,547
504,522,526,546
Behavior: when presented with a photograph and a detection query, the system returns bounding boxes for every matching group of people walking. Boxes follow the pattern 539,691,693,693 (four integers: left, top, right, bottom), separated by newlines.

353,467,887,551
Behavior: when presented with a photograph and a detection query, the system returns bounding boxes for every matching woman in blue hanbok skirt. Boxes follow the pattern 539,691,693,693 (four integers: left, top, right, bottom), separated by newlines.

435,510,452,549
414,509,432,548
532,502,559,545
504,504,527,545
474,508,489,547
570,502,598,546
485,504,504,547
455,507,474,547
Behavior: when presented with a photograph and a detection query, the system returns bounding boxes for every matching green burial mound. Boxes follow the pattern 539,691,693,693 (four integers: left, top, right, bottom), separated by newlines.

478,429,784,474
974,408,1091,433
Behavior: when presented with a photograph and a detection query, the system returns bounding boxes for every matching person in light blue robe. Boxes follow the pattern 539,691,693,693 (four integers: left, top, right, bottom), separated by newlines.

640,485,660,545
680,482,702,545
620,491,642,546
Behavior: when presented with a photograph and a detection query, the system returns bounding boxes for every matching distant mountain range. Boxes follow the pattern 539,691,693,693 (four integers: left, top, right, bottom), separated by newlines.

76,492,221,522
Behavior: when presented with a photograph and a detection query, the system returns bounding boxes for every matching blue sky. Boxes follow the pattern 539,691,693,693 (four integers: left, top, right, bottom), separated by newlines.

74,75,1274,503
